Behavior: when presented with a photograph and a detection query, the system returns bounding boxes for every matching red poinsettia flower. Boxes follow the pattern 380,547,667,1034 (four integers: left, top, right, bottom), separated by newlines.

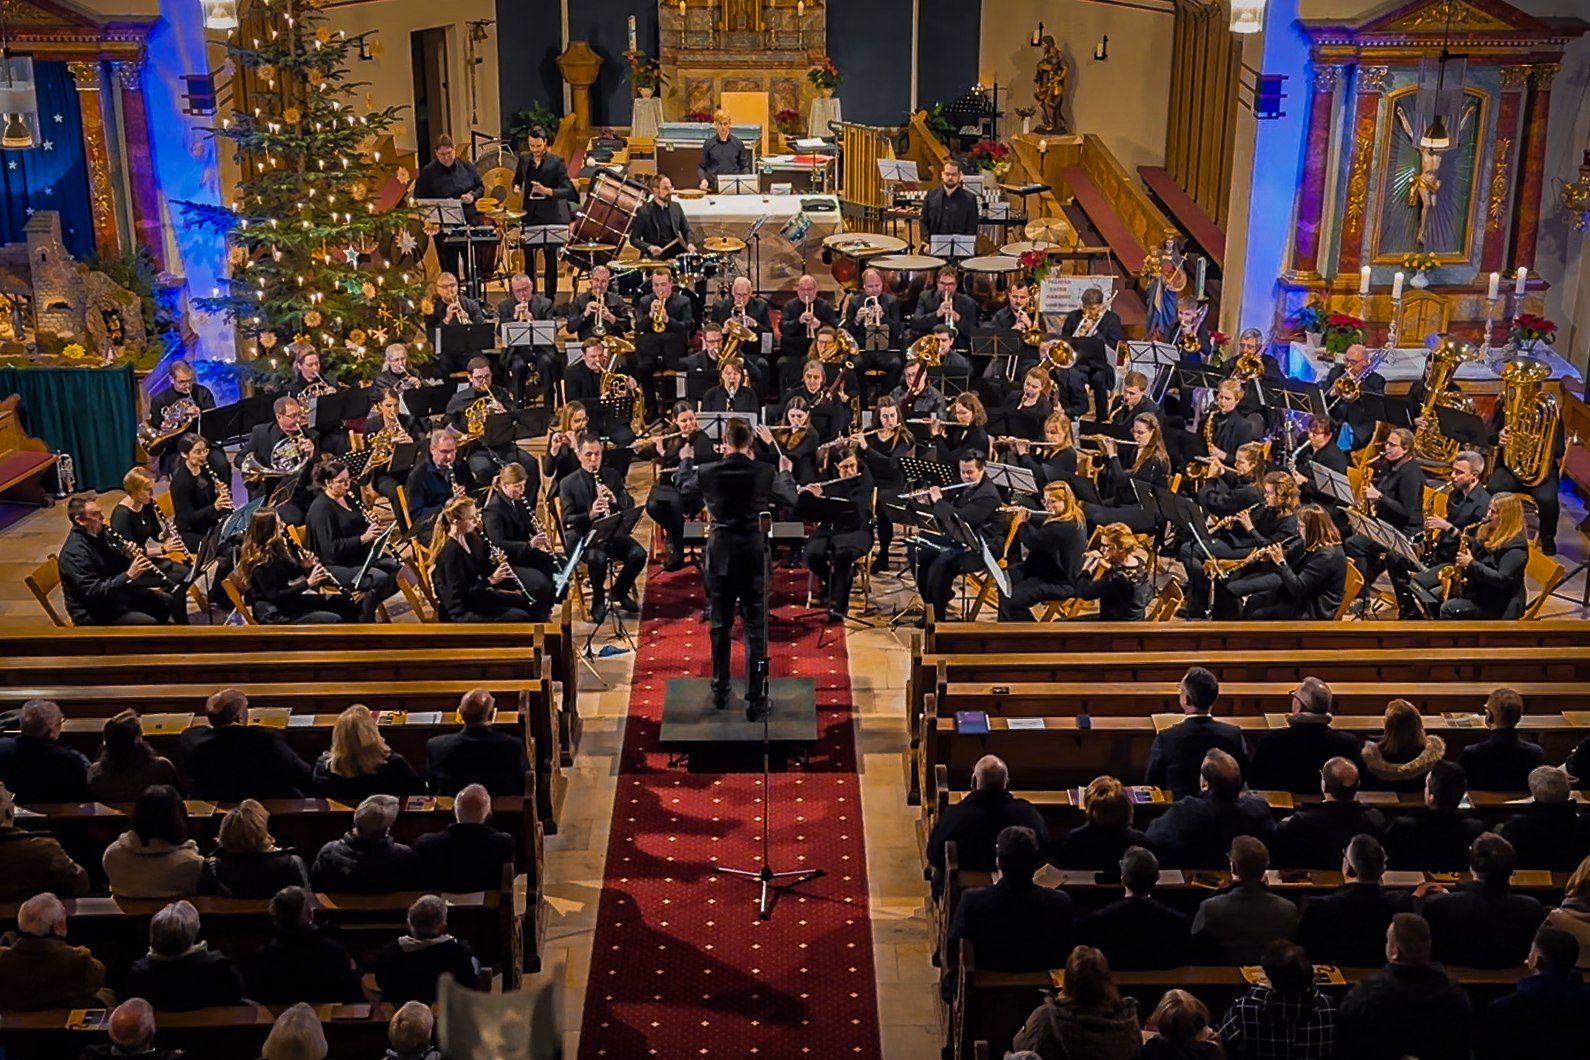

1018,250,1044,270
1326,313,1366,329
1211,331,1230,347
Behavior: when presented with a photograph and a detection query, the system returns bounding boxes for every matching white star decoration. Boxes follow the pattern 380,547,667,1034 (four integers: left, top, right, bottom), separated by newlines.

6,160,14,170
24,207,34,216
53,114,63,123
42,187,52,196
41,140,53,151
342,244,359,263
396,229,417,255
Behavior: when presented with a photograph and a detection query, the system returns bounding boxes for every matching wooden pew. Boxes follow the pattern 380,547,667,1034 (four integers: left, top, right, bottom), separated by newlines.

0,1004,396,1060
0,646,540,687
0,393,57,506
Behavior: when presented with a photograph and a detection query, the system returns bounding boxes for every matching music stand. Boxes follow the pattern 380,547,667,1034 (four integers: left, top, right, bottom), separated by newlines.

521,225,569,253
435,324,497,369
1137,343,1183,403
695,411,761,441
1262,379,1328,420
883,498,942,631
1359,392,1416,431
208,393,280,446
1058,470,1102,505
401,383,455,423
745,213,771,296
792,490,875,630
416,198,475,297
972,328,1026,383
928,234,976,261
717,173,758,194
311,388,373,435
899,457,957,489
483,409,543,452
1310,464,1355,507
579,506,644,657
594,396,636,438
1346,507,1419,565
984,462,1040,497
1434,406,1490,448
500,321,557,348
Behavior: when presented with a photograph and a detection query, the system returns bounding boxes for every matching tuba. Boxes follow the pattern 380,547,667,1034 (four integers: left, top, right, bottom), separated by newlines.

717,317,756,367
1498,357,1559,487
1412,335,1478,464
823,327,860,364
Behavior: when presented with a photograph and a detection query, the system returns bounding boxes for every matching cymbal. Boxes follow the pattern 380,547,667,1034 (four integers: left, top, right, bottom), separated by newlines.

629,259,671,269
566,242,617,252
675,188,708,199
1024,217,1072,243
475,196,501,213
703,236,747,253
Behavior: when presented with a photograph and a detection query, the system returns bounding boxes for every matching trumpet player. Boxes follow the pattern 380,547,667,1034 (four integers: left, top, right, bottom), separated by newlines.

307,460,401,623
447,357,541,494
238,507,360,624
779,274,839,391
1438,492,1529,619
406,430,478,538
708,278,773,392
997,480,1088,620
801,447,875,622
1388,450,1490,619
425,271,487,377
481,463,556,620
843,269,904,401
147,360,223,478
1225,329,1282,415
909,269,978,353
636,268,695,391
239,397,317,520
557,435,647,625
171,434,233,553
430,496,535,623
1322,343,1386,454
641,404,719,571
568,265,631,342
497,272,560,405
59,494,176,625
909,450,1002,624
1343,427,1426,614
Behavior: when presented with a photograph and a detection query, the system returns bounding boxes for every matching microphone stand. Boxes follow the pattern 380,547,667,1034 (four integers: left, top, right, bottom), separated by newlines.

712,510,827,920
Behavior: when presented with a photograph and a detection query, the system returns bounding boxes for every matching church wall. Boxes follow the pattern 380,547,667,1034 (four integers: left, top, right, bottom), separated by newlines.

978,0,1176,178
825,0,914,126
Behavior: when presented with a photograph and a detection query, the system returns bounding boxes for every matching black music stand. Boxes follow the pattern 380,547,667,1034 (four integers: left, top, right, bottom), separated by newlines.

1433,406,1490,448
984,461,1040,498
899,457,957,490
881,497,939,632
972,327,1026,385
579,506,644,657
483,409,546,452
1359,392,1416,431
401,383,456,425
311,388,374,436
594,396,637,439
205,393,279,447
435,324,497,372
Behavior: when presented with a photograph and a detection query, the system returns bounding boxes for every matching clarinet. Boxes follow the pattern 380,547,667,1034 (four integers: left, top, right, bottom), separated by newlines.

481,529,534,603
103,525,178,589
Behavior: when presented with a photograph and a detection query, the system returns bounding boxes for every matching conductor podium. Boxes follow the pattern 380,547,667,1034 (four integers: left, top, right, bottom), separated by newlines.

658,676,818,769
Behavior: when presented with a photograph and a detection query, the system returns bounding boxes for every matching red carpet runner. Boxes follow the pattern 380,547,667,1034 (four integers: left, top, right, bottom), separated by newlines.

577,563,882,1058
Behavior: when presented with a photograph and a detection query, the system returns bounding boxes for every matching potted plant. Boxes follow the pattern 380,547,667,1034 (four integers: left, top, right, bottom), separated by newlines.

628,54,664,98
1210,330,1230,363
1016,248,1052,289
683,109,714,125
967,138,1012,180
1324,311,1366,356
774,109,801,142
807,56,842,98
1401,251,1439,288
1509,313,1558,355
1289,298,1328,350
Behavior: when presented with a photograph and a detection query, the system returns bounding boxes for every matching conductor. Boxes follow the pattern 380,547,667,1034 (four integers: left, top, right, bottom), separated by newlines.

698,418,797,719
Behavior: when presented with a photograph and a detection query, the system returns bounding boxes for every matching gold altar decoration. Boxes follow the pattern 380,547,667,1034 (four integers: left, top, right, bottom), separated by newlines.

659,0,826,134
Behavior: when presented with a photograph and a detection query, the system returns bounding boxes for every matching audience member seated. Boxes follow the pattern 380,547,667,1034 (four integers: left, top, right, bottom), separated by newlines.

942,826,1073,1002
1245,677,1362,793
1498,765,1590,872
926,755,1049,897
1545,855,1590,970
310,794,420,894
261,1002,328,1060
1420,832,1546,969
1459,687,1545,793
1053,775,1150,871
0,893,111,1010
415,782,516,893
1145,749,1274,868
1359,699,1446,793
102,784,204,899
245,885,363,1004
1273,757,1386,869
374,894,480,1004
124,899,246,1012
1144,667,1247,800
78,998,184,1060
1297,834,1416,969
1336,913,1471,1060
199,799,310,898
1190,836,1299,964
0,783,89,899
1217,939,1337,1060
311,704,430,802
1073,846,1192,971
1141,989,1220,1060
1011,945,1143,1060
385,1000,444,1060
0,699,92,804
178,688,315,801
87,709,181,804
1476,926,1590,1060
1383,761,1484,872
425,688,533,797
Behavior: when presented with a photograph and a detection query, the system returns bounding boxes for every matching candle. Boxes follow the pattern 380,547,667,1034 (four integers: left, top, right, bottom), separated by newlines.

1392,271,1404,300
1515,267,1528,296
1038,138,1048,154
797,0,804,14
1359,266,1371,294
1487,271,1500,300
628,15,637,52
1194,257,1208,302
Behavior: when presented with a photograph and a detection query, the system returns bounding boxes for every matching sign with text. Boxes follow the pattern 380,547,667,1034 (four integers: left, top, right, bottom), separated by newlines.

1039,274,1116,315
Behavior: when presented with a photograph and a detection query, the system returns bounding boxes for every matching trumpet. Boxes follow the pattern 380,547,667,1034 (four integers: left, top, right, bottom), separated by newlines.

801,296,817,338
650,298,668,333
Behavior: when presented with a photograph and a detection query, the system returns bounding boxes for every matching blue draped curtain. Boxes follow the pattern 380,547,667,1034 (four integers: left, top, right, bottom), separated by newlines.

0,60,95,258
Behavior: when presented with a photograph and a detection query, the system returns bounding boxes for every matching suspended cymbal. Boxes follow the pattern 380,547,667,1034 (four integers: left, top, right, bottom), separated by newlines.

566,242,618,252
1024,217,1072,243
703,236,747,254
479,166,523,211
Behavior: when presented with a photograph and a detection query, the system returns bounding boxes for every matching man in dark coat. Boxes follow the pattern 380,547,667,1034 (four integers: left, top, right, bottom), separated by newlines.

309,794,421,894
0,785,90,899
510,126,578,297
178,688,314,801
0,700,91,804
374,895,480,1004
415,783,516,893
1499,765,1590,871
1297,834,1417,969
1459,687,1545,792
926,755,1049,899
1384,760,1485,871
0,893,110,1011
1145,667,1247,800
426,688,533,797
1145,748,1275,869
942,826,1073,1002
1477,926,1590,1060
1421,833,1546,969
125,900,246,1012
245,885,363,1003
1336,913,1471,1060
1072,845,1193,970
1273,756,1386,869
412,135,484,278
57,494,175,625
1246,677,1363,794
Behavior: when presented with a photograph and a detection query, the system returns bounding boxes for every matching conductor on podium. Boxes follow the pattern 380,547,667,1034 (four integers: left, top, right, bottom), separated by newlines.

698,418,797,720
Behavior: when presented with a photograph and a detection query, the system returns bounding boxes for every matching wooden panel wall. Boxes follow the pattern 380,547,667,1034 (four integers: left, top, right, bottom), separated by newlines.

1165,0,1241,228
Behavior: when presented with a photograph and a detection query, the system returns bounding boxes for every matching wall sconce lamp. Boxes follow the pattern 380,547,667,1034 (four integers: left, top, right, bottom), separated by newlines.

1558,149,1590,234
1093,36,1109,62
1230,0,1265,34
1029,21,1045,47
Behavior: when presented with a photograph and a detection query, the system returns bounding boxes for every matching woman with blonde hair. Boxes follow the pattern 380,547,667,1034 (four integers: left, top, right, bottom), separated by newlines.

311,704,427,801
1237,502,1346,621
111,465,193,599
1012,409,1078,484
1073,522,1153,621
1361,698,1447,793
199,799,310,898
429,496,534,623
999,480,1088,620
1439,492,1529,619
1012,945,1143,1060
543,400,590,487
1054,776,1150,870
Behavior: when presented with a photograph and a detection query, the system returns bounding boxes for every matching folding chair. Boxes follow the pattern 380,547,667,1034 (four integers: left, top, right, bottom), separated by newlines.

1522,547,1567,621
221,568,258,624
26,556,69,626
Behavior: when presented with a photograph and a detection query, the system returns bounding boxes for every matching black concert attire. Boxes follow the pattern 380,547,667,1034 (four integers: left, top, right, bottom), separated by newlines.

1439,532,1528,620
557,464,647,615
480,492,556,622
929,424,990,467
1211,503,1303,619
1086,453,1169,535
563,360,603,404
642,429,719,566
244,546,359,624
110,503,193,596
998,514,1087,620
432,533,533,623
1062,307,1127,420
424,296,489,377
239,422,317,522
705,296,774,393
1177,470,1265,620
909,289,981,354
803,471,875,616
373,366,425,392
1074,558,1153,620
1294,440,1349,507
860,428,914,567
629,196,694,256
360,413,422,528
698,453,797,710
1242,540,1347,620
910,475,1002,622
1205,407,1257,462
786,387,851,445
305,493,399,622
413,156,485,277
984,306,1043,392
148,382,228,479
1389,482,1491,619
635,291,696,388
760,425,821,488
1343,456,1426,607
1488,400,1565,554
1224,355,1284,416
1173,326,1216,365
1109,395,1163,428
511,150,578,296
405,456,476,539
919,184,981,242
778,295,840,391
569,289,632,341
844,292,905,402
992,394,1053,447
698,133,751,185
1322,363,1387,453
286,375,351,457
446,383,540,493
1013,444,1078,488
701,384,759,414
496,292,560,404
170,461,230,551
893,381,948,423
59,525,174,625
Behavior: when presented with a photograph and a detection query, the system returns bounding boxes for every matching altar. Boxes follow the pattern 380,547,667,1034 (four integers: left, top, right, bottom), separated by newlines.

1285,342,1581,392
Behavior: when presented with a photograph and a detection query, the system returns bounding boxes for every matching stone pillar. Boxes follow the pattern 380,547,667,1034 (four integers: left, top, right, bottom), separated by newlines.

67,61,120,256
1509,62,1557,274
1288,64,1342,279
113,61,166,270
1481,65,1530,275
1334,65,1387,276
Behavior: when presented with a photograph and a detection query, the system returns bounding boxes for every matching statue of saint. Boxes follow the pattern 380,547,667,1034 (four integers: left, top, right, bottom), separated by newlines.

1142,238,1187,341
1034,36,1068,133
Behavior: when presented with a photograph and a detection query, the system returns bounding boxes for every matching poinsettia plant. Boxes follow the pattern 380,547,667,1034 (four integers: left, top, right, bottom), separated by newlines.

774,109,802,136
683,109,714,124
807,56,843,91
967,138,1012,175
1289,298,1328,335
1510,313,1558,349
1017,248,1052,287
1211,331,1230,358
1324,311,1366,355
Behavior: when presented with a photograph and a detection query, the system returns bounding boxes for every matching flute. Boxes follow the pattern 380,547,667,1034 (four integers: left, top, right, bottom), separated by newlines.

902,481,975,500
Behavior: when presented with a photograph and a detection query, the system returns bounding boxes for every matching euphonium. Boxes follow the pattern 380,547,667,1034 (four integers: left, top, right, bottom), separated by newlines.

1040,338,1077,372
907,333,944,368
1413,336,1478,464
718,317,756,366
1498,356,1559,487
824,327,860,363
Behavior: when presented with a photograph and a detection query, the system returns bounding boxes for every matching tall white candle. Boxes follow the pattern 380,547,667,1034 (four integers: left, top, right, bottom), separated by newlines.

1515,267,1528,296
1359,266,1371,294
1391,271,1404,300
1487,271,1499,300
628,15,637,52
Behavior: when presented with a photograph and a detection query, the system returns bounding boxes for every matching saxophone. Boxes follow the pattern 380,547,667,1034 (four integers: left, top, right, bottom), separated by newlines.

1498,357,1559,487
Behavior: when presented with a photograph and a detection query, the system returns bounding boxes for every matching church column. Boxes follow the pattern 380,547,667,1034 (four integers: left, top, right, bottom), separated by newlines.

1479,66,1529,274
1509,62,1557,275
67,61,120,256
113,60,167,269
1333,65,1387,276
1288,64,1342,279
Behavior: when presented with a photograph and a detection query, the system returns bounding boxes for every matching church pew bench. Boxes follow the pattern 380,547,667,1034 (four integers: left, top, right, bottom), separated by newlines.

0,1004,398,1060
0,646,541,688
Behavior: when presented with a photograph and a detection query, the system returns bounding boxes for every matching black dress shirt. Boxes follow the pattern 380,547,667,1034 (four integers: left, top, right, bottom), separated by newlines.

510,151,577,225
413,158,485,223
630,198,694,254
920,184,981,239
698,135,751,184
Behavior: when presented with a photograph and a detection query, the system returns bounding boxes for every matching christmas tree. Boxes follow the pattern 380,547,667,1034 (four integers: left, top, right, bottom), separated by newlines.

180,0,429,382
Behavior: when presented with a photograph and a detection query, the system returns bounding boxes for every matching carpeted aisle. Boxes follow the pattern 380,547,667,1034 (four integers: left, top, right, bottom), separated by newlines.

577,562,882,1058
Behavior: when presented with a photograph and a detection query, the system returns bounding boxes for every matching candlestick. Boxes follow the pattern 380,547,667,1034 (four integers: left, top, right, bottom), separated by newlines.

1194,257,1207,302
1487,271,1499,301
1391,271,1404,300
1515,266,1527,296
1480,295,1501,360
1359,266,1371,295
628,15,637,52
797,0,804,14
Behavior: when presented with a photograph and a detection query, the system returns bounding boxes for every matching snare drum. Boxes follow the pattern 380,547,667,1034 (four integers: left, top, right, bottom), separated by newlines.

671,251,723,287
821,233,907,291
960,255,1023,313
565,172,649,271
870,254,946,317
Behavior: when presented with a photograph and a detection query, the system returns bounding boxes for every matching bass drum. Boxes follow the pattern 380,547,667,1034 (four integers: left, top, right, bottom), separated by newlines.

821,233,907,292
869,254,945,317
960,255,1022,314
564,172,649,272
